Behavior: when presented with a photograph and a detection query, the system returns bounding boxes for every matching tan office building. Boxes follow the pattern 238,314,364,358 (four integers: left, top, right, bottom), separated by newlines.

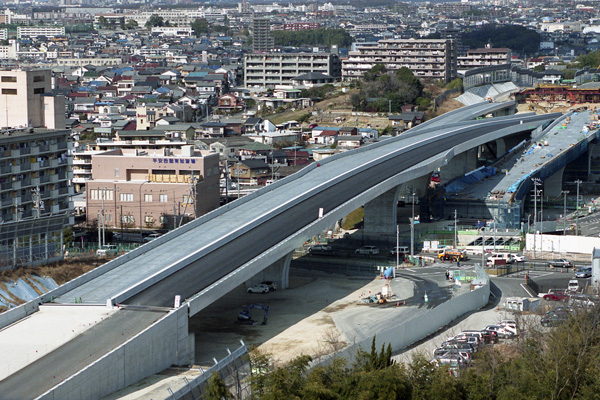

86,146,220,230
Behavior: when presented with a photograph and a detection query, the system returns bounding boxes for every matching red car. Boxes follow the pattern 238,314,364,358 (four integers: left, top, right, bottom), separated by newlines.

543,292,570,302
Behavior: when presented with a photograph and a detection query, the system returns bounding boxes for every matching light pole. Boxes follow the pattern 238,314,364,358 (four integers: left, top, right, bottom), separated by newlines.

139,180,149,239
562,190,569,235
410,191,416,257
481,225,485,267
396,224,400,269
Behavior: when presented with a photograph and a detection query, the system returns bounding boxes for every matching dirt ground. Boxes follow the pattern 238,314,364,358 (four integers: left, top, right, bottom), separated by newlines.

189,268,413,367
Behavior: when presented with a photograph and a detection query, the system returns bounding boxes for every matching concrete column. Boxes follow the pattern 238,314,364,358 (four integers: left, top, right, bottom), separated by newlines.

544,167,565,198
588,143,597,179
495,138,506,158
363,187,400,242
439,148,478,186
247,251,293,289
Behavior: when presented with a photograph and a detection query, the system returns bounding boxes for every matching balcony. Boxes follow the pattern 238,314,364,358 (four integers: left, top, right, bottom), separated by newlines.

50,174,58,184
40,175,50,183
12,164,20,174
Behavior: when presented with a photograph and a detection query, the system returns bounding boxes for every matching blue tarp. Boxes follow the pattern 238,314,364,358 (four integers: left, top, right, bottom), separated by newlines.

445,166,497,193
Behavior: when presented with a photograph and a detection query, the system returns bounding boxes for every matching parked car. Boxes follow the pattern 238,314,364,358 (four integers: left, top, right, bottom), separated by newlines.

568,279,580,292
547,259,574,268
575,267,592,278
247,284,270,294
543,292,570,302
510,254,525,262
483,325,510,339
260,281,278,291
96,245,118,256
355,246,379,256
143,233,162,242
541,311,568,327
480,329,499,344
309,245,333,255
390,246,409,257
569,294,596,308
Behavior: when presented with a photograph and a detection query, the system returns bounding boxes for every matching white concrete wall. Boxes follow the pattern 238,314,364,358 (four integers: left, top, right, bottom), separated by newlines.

526,233,600,254
314,277,490,367
35,307,192,400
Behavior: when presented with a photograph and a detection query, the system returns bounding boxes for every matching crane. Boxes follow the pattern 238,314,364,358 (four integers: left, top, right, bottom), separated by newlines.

238,303,269,325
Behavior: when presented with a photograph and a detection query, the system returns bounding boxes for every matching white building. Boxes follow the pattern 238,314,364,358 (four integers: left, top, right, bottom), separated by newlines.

17,26,65,39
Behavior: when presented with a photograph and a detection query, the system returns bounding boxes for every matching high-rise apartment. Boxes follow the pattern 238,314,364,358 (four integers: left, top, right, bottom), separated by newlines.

252,18,274,53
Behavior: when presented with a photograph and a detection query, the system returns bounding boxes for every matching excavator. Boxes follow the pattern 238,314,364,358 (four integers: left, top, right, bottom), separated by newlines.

238,303,269,325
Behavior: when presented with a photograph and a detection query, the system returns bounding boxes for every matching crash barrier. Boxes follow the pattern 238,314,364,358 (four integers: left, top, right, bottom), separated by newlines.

35,307,190,400
169,344,251,400
312,264,490,368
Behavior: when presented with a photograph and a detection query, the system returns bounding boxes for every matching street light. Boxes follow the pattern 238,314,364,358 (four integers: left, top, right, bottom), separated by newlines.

562,190,569,235
139,180,149,238
410,191,416,257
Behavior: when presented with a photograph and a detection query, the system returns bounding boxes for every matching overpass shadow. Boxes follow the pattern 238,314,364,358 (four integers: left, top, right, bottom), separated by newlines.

188,268,373,366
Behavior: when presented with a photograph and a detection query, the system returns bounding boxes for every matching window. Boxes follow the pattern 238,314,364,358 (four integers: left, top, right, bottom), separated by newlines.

183,195,191,204
159,194,168,202
144,194,153,202
115,168,119,177
122,215,134,224
90,189,113,201
2,89,17,95
1,76,16,82
33,88,45,95
33,75,45,82
120,193,133,202
144,215,154,223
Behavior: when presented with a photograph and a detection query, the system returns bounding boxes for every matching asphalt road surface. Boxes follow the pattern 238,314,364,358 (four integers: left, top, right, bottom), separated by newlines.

127,115,555,308
0,309,166,400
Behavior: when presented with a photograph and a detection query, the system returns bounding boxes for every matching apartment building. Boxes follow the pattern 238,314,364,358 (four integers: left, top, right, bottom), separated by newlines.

17,26,65,39
282,22,320,31
86,146,220,230
55,57,121,67
0,129,73,265
457,47,511,75
0,70,65,130
252,18,274,53
342,38,457,82
245,52,341,88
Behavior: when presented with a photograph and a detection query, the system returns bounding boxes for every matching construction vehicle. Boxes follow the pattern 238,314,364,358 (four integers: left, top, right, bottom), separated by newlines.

438,249,468,262
238,303,269,325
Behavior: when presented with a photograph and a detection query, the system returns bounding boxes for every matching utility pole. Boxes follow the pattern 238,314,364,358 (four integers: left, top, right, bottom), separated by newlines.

575,179,582,236
454,209,457,248
540,190,544,260
532,178,542,259
562,190,569,235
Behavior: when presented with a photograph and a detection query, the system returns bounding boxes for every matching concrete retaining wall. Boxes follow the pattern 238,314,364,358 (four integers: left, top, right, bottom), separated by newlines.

35,307,191,400
316,275,490,367
526,233,600,255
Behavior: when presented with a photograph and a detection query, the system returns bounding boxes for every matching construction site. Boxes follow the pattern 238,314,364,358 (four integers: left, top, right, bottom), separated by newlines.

515,84,600,114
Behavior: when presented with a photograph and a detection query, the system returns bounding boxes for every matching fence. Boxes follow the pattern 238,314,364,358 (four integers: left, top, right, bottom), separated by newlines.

168,344,251,400
433,87,462,111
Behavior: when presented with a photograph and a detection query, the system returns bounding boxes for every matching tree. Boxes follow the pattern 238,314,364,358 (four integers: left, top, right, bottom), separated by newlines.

145,14,164,28
204,373,233,400
124,19,138,30
191,18,210,36
533,64,545,72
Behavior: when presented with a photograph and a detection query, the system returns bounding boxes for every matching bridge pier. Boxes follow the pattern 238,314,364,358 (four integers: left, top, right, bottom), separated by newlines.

362,177,429,243
440,149,478,186
495,139,506,158
544,166,565,198
247,252,293,290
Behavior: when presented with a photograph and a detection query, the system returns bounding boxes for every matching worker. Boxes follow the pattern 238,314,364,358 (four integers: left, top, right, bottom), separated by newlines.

445,270,449,280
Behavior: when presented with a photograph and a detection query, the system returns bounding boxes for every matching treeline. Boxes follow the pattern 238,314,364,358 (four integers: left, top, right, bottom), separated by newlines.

271,28,352,48
461,24,541,56
205,306,600,399
578,49,600,69
350,66,430,113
